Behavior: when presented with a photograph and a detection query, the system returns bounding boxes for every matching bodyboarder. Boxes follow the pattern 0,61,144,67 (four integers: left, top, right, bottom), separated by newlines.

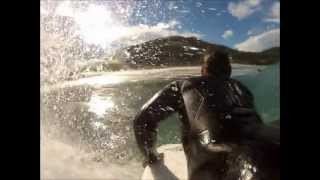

133,51,280,180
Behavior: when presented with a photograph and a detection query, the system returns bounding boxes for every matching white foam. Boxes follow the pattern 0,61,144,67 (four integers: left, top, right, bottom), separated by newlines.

41,136,142,180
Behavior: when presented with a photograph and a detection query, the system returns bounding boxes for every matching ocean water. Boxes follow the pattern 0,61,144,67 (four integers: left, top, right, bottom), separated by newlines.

236,63,280,123
40,64,279,180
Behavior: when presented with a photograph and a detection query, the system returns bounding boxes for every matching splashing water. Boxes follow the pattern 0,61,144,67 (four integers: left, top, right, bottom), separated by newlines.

41,134,142,180
40,0,200,84
41,1,279,180
41,1,202,179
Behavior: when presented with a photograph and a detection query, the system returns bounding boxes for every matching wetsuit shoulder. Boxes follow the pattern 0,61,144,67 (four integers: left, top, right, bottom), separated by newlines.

140,80,183,111
179,76,210,91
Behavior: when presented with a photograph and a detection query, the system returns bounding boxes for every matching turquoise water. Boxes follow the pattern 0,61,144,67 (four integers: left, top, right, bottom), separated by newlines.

235,63,280,124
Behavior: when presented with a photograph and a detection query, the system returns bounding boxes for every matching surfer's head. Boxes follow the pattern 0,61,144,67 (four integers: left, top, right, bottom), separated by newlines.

201,51,231,78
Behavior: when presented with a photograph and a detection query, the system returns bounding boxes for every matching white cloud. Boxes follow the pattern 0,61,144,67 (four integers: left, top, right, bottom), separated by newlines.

196,2,202,8
228,0,262,20
222,30,234,39
168,1,178,10
54,2,201,48
270,2,280,18
247,0,262,6
235,28,279,52
247,27,265,36
110,21,202,48
264,2,280,23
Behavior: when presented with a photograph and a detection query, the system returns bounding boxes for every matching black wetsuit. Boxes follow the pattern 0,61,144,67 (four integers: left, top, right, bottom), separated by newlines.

133,76,280,180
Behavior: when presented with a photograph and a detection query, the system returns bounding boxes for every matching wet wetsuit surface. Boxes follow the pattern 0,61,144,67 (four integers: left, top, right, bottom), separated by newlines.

134,76,280,180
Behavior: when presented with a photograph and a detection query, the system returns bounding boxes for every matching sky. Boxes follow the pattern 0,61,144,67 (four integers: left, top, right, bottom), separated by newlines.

41,0,280,52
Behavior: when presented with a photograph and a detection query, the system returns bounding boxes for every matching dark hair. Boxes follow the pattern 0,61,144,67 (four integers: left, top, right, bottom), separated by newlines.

204,51,231,78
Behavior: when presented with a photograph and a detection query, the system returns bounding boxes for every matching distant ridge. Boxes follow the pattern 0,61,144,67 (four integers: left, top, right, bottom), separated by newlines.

112,36,279,69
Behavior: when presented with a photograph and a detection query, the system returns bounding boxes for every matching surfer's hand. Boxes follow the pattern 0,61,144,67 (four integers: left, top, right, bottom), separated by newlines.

142,153,164,167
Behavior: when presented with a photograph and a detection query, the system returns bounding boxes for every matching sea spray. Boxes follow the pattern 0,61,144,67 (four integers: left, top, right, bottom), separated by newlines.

41,1,279,179
41,135,143,180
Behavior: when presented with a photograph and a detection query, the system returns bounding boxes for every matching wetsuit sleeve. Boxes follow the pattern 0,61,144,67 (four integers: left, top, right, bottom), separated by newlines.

133,81,182,160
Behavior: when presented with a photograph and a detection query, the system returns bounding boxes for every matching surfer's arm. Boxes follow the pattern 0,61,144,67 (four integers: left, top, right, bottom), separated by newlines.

133,81,182,164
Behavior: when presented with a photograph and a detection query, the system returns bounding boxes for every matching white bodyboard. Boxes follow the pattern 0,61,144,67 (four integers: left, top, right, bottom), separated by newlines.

141,144,188,180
